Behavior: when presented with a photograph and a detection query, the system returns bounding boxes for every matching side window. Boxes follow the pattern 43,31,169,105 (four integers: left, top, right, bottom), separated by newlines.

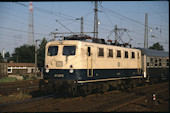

87,47,91,56
108,49,113,57
8,67,12,73
150,57,153,66
147,57,150,67
131,52,135,59
124,51,128,58
155,57,158,66
166,59,169,67
117,50,121,58
159,58,162,66
98,48,104,57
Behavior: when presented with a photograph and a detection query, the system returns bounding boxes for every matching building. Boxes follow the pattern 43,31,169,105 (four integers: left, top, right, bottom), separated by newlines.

0,61,35,77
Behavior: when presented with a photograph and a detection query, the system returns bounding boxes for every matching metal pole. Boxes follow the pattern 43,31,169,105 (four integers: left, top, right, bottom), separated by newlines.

94,1,98,39
115,25,117,44
96,1,98,39
81,17,83,37
35,40,37,76
144,13,148,49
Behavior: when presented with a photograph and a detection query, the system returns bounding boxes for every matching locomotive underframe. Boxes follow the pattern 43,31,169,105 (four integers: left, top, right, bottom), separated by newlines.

39,75,145,97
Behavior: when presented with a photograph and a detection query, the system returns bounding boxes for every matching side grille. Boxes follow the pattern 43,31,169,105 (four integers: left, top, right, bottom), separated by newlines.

56,61,63,67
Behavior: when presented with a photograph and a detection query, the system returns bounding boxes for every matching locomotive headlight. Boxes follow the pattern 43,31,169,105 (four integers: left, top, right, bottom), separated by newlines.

45,65,49,73
45,69,49,73
69,69,74,73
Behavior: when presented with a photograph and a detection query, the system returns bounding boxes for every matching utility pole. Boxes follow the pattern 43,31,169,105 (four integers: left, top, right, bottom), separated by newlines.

114,25,118,45
35,39,40,76
94,1,98,39
28,2,34,45
144,13,148,49
80,17,83,37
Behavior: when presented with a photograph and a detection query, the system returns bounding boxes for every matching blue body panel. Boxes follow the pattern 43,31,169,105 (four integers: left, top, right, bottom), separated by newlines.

44,69,143,82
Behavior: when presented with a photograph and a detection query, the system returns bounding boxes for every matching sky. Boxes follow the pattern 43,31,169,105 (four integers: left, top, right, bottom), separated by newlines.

0,1,169,55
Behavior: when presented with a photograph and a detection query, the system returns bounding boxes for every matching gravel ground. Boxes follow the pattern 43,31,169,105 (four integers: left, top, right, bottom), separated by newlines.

4,82,169,112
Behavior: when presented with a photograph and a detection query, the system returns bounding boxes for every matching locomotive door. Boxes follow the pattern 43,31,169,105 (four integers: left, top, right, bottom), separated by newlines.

87,46,93,77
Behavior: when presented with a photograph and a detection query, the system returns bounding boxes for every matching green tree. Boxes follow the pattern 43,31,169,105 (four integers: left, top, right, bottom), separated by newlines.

37,37,48,68
0,53,5,63
5,52,10,58
149,42,164,50
11,45,35,63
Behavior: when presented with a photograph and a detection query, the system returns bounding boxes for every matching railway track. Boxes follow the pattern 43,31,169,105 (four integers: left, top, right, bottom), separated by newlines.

0,82,168,112
0,95,54,112
0,79,40,95
114,87,169,112
77,82,169,112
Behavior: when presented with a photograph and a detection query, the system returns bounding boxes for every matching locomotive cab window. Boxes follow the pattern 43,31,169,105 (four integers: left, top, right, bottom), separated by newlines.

63,46,76,55
47,46,58,56
98,48,104,57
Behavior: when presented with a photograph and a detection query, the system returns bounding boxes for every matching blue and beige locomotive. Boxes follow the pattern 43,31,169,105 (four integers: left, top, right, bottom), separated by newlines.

39,37,169,96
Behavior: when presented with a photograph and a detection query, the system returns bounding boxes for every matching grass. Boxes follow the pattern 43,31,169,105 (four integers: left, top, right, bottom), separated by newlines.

0,75,39,83
0,77,18,83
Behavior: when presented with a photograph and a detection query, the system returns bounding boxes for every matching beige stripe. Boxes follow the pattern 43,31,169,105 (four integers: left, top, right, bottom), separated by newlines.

75,76,143,84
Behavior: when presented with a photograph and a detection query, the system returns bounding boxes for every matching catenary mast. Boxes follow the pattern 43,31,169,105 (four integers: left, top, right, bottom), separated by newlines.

28,2,34,45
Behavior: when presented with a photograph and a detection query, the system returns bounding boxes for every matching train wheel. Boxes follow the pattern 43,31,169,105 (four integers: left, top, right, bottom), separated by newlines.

118,84,124,90
71,85,77,97
46,82,54,95
39,79,45,91
100,82,109,93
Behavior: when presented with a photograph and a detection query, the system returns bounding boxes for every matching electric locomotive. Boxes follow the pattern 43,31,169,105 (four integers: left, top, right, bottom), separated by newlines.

39,37,150,96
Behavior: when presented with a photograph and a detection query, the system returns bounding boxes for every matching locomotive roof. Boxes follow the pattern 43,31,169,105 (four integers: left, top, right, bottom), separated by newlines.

48,40,140,51
138,48,169,57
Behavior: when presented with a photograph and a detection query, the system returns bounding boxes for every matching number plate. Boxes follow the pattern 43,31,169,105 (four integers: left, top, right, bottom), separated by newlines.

54,74,64,77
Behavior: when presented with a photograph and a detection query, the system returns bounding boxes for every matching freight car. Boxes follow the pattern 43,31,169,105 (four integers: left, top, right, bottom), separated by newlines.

39,38,169,96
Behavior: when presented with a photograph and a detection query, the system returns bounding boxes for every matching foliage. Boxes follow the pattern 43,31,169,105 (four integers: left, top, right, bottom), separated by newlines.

149,42,164,50
7,37,47,68
37,37,48,68
5,52,10,58
0,53,5,63
11,44,35,63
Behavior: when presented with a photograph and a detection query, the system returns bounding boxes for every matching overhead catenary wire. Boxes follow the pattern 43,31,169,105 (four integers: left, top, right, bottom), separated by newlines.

12,1,169,37
0,1,169,50
14,2,113,31
0,26,50,36
100,4,169,36
141,2,168,23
